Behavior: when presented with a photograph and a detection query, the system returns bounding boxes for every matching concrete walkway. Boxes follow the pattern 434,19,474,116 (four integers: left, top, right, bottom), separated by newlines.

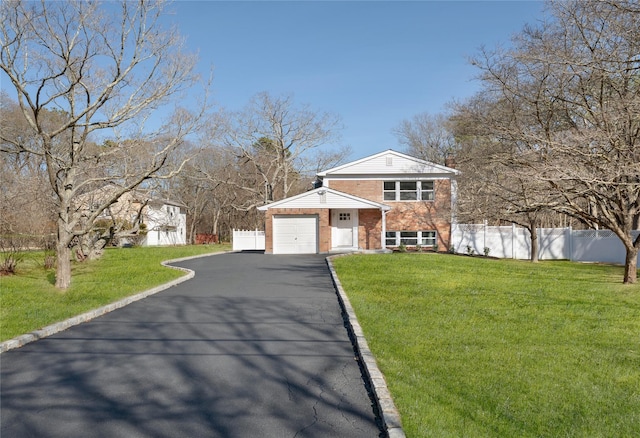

0,252,383,437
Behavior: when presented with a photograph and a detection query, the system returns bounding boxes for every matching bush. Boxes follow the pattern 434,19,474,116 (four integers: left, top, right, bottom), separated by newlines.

0,236,27,275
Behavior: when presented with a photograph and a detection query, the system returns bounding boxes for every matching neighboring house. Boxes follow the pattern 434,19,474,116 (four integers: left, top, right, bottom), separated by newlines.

257,149,459,254
81,188,187,246
140,198,187,246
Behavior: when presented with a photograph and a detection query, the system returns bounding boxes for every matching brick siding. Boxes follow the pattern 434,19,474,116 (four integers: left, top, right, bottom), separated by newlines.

329,180,383,202
264,179,454,252
358,209,382,249
331,178,453,250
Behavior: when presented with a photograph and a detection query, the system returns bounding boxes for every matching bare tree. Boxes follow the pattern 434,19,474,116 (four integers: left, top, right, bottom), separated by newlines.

165,148,240,243
1,0,205,288
0,94,56,240
470,0,640,283
214,92,344,210
450,94,561,262
393,112,460,165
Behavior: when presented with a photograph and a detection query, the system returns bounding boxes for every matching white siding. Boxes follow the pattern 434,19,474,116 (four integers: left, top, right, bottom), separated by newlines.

319,150,458,177
142,204,186,246
259,188,388,210
327,155,441,175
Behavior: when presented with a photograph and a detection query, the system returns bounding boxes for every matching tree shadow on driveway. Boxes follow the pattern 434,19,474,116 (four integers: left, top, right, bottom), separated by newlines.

1,252,383,438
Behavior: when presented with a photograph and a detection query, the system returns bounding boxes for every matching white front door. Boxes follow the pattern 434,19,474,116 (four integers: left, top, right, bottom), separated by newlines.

332,209,357,248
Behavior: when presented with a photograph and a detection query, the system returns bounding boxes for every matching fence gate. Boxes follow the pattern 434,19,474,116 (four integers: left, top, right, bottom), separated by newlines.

232,229,265,251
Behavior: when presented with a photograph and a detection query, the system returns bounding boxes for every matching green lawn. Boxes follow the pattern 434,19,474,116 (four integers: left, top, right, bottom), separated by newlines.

0,244,230,341
332,253,640,438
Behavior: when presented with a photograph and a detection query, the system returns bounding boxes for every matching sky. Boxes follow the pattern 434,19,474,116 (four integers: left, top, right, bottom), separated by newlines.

167,0,547,161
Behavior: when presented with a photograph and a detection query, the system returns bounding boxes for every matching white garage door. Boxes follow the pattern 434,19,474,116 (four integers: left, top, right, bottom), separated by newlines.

273,215,318,254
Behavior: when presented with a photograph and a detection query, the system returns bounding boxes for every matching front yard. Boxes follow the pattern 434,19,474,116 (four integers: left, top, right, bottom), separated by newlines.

332,253,640,437
0,245,230,341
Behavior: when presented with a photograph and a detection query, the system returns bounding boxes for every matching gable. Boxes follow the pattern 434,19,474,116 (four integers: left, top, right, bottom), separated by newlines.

317,149,459,178
257,188,390,211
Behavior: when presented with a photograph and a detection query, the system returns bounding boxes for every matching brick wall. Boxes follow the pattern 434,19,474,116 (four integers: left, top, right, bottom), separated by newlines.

386,180,452,250
329,180,382,202
328,178,453,251
358,209,382,250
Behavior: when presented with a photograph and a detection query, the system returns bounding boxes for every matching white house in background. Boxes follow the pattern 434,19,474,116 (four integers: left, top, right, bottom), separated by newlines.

140,198,187,246
80,187,187,246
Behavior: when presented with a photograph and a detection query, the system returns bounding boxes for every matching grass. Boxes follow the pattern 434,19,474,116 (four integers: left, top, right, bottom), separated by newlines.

332,253,640,438
0,244,230,342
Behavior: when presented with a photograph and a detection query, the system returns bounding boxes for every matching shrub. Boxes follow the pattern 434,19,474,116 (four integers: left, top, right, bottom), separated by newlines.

0,237,27,275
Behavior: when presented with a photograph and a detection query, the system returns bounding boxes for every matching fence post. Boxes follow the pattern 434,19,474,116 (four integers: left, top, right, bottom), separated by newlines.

512,223,516,259
568,225,573,261
483,220,487,253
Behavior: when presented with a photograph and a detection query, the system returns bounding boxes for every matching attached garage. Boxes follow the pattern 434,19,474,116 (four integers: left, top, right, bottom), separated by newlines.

257,187,390,254
273,215,318,254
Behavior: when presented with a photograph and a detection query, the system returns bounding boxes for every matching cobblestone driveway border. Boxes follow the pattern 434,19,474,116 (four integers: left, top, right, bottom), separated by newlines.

326,254,406,438
0,252,229,354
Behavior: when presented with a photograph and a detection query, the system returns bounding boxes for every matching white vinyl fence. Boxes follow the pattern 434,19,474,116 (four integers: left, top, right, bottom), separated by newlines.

451,223,639,266
232,229,265,251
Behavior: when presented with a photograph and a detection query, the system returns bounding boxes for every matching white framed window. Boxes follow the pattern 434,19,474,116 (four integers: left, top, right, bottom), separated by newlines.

421,181,434,201
339,212,351,221
383,180,434,201
420,231,437,246
386,230,437,247
383,181,396,201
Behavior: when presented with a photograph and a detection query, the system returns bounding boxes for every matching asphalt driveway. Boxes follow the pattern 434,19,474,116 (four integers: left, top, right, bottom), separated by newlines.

0,252,382,437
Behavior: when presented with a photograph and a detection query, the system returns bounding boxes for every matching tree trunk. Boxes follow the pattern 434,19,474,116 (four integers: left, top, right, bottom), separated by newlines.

187,208,197,245
623,247,638,284
529,226,539,263
55,241,72,289
212,209,221,237
54,194,75,289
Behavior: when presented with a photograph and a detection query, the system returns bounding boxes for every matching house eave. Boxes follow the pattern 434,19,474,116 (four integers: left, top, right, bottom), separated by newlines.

317,149,460,177
257,187,390,211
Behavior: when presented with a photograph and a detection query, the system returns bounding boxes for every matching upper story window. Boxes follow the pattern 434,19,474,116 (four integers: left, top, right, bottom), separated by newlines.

383,180,434,201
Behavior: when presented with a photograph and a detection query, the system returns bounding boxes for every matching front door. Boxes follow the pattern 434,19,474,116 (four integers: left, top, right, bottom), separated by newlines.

332,209,357,248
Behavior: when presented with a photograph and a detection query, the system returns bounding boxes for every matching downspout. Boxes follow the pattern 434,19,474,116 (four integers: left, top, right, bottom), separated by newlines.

381,209,387,251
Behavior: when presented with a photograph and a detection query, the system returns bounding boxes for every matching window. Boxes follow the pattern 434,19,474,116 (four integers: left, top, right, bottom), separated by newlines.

420,231,436,246
383,181,396,201
421,181,434,201
399,182,418,200
383,180,435,201
339,212,351,221
386,231,437,247
400,231,418,245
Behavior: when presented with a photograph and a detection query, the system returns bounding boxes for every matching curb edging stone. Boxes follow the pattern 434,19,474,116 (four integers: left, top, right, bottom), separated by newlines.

326,254,406,438
0,251,230,354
